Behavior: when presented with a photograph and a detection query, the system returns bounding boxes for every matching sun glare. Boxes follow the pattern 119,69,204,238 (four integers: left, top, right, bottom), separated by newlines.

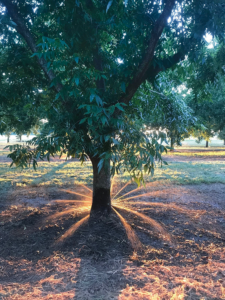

61,189,92,199
113,204,172,243
46,181,203,247
112,207,142,250
56,215,90,243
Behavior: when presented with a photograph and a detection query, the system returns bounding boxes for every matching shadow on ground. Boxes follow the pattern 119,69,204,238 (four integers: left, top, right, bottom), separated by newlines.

0,183,225,299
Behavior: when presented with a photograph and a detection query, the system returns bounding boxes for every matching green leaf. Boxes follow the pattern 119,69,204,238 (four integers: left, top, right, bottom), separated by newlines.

90,94,95,102
75,78,79,86
144,164,148,173
97,158,104,172
106,0,113,13
95,95,103,106
79,118,87,124
115,103,125,112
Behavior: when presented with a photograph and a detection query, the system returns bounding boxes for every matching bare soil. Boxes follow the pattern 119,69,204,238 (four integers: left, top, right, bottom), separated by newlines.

0,157,225,299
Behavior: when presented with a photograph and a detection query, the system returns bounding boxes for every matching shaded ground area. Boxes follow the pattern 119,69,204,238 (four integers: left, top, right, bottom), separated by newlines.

0,146,225,299
0,180,225,299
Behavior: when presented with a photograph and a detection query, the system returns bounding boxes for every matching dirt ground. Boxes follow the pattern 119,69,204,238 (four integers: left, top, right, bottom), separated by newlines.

0,153,225,299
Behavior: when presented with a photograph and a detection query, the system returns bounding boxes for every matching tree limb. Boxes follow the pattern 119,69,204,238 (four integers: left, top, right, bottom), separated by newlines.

120,0,176,105
145,51,186,82
1,0,62,93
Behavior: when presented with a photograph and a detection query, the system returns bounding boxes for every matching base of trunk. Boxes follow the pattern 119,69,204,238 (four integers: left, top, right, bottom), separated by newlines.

90,156,111,215
91,187,111,214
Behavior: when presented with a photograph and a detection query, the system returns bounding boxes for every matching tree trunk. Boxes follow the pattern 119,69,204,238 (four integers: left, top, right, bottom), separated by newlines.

90,157,111,214
170,137,175,151
7,135,10,143
224,139,225,146
206,140,209,148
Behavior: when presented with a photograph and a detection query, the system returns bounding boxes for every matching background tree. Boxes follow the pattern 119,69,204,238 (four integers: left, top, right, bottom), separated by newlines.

185,44,225,147
137,73,196,150
1,0,225,214
218,128,225,146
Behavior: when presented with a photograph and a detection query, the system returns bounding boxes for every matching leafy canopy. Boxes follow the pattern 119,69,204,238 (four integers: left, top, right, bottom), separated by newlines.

1,0,225,182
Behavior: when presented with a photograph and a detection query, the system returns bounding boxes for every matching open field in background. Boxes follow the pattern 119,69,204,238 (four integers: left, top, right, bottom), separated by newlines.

0,135,225,192
179,138,225,148
167,151,225,156
0,161,225,193
0,136,225,299
1,134,225,147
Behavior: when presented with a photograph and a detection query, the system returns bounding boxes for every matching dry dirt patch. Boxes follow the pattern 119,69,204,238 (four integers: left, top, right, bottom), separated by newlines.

0,182,224,299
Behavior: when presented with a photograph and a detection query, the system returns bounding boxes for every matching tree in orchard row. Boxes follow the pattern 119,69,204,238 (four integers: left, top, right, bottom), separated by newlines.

138,72,196,150
185,44,225,147
1,0,225,214
218,128,225,146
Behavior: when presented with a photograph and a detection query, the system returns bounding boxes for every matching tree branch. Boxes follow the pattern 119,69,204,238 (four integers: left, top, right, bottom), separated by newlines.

1,0,62,93
145,51,186,82
120,0,176,105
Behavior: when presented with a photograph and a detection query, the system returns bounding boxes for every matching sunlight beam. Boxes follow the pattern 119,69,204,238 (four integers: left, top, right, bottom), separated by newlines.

114,186,144,201
110,176,116,196
112,182,130,200
128,202,205,216
53,199,91,204
61,189,92,199
113,204,172,243
112,207,142,250
46,207,90,221
118,191,155,202
56,214,89,243
79,184,93,193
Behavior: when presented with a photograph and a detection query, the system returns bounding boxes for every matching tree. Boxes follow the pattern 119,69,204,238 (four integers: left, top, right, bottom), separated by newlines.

218,128,225,146
1,0,225,214
138,72,196,150
185,44,225,147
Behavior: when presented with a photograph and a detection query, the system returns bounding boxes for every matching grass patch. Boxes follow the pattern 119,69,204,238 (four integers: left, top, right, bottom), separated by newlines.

0,160,225,191
167,151,225,157
0,138,224,190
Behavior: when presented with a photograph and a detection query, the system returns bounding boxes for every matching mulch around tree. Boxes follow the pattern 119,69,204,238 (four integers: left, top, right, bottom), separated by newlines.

0,181,225,299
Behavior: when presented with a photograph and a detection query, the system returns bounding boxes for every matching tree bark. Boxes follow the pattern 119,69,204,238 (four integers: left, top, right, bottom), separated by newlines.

90,157,111,214
206,140,209,148
7,135,10,143
170,137,175,151
119,0,176,106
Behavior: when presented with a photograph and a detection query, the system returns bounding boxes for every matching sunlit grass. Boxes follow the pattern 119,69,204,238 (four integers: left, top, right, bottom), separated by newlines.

0,161,225,193
167,151,225,157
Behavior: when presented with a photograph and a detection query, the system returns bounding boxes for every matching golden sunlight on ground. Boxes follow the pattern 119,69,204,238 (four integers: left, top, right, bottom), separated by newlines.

42,181,174,247
0,255,81,299
0,181,225,299
119,245,225,299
